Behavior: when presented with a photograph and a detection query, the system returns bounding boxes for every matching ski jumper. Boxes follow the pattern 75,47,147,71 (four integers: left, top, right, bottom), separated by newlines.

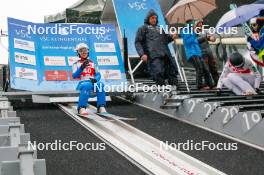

72,59,106,110
217,58,261,95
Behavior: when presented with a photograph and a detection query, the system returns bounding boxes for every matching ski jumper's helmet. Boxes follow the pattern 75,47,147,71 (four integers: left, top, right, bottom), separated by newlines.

75,43,89,51
75,43,89,57
229,52,245,68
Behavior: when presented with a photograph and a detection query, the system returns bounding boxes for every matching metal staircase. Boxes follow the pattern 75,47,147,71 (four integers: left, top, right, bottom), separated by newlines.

0,97,47,175
131,73,264,150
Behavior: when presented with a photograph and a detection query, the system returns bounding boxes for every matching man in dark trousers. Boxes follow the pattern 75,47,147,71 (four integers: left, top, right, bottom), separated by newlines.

196,19,219,86
135,9,178,86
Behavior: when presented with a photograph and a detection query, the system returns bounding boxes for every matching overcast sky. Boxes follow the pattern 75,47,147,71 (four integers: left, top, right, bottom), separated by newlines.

0,0,78,64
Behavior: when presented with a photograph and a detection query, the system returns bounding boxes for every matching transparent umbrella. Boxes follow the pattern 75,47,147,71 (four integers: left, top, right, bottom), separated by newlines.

216,3,264,29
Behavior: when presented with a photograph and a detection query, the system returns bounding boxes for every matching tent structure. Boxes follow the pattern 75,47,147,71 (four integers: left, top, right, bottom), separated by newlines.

100,0,176,47
44,0,105,23
101,0,175,23
45,0,176,24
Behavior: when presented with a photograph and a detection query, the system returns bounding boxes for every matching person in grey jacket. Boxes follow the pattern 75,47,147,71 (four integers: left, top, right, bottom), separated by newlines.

135,9,178,85
196,19,219,86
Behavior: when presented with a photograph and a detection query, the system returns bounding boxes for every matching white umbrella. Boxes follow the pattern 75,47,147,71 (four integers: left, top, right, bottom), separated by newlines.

166,0,217,24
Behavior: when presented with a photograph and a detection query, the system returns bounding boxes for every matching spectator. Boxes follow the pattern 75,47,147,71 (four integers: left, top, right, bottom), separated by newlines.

180,19,214,90
196,19,219,86
248,17,264,66
135,9,178,86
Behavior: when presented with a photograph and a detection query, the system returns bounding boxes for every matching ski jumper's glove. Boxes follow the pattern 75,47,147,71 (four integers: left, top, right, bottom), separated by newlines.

90,78,97,84
81,60,89,70
90,71,101,84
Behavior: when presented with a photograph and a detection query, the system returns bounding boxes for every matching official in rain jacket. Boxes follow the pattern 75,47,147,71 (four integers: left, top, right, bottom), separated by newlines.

135,9,178,85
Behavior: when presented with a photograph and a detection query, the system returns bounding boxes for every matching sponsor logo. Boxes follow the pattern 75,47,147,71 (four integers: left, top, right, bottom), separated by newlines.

94,43,116,52
15,67,37,80
67,57,80,66
100,70,122,80
44,56,66,66
14,38,35,51
128,1,147,11
45,70,68,81
97,56,119,66
95,34,111,41
15,52,36,65
15,29,31,39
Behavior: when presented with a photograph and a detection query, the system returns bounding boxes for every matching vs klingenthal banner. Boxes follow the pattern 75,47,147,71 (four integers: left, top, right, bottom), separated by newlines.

8,18,126,91
112,0,175,57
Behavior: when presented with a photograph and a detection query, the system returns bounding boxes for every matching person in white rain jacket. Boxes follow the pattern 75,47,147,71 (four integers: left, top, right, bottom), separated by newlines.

217,52,261,96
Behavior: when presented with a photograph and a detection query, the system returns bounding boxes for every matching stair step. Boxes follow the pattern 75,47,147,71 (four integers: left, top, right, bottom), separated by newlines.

165,98,185,103
160,103,182,109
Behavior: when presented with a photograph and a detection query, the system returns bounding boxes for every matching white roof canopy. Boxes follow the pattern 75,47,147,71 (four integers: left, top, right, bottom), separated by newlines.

44,0,105,23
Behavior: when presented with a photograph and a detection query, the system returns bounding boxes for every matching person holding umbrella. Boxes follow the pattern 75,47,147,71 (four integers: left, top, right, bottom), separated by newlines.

248,17,264,66
165,0,217,90
216,3,264,37
196,19,219,86
180,19,214,90
249,18,261,41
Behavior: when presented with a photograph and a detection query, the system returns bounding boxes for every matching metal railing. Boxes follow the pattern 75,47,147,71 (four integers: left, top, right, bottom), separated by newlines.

127,37,248,93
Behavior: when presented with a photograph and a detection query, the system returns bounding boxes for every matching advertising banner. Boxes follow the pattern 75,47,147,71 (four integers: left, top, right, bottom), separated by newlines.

8,18,126,91
112,0,175,57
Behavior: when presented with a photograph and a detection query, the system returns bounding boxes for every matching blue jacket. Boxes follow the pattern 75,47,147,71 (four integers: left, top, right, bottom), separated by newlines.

72,59,102,91
249,36,264,54
180,27,202,60
72,59,101,82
